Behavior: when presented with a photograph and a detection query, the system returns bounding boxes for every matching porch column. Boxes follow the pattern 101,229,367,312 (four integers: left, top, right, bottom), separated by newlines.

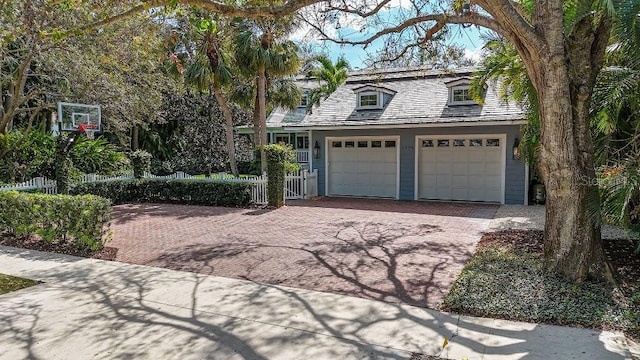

309,130,313,170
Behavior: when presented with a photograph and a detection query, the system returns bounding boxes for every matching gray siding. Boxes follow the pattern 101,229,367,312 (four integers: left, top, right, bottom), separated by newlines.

311,125,526,204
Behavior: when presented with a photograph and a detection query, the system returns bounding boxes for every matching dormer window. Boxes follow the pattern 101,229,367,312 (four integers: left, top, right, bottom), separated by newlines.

299,90,309,108
445,78,479,106
358,92,380,109
452,87,473,102
353,85,396,110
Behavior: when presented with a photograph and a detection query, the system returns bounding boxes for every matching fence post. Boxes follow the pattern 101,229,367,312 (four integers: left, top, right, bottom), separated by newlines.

302,170,308,199
34,177,43,189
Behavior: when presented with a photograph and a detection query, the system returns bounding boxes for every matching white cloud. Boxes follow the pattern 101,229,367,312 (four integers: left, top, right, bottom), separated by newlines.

464,46,484,64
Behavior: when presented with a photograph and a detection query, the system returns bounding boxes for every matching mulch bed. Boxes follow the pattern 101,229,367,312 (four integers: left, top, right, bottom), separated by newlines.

479,229,640,289
0,234,118,261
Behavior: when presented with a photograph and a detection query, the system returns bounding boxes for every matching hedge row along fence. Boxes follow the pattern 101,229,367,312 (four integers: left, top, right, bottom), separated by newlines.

0,191,112,252
71,179,252,207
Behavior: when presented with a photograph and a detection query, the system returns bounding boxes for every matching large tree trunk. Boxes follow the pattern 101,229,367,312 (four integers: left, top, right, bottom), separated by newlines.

256,65,268,173
537,67,606,281
527,4,612,282
212,87,239,177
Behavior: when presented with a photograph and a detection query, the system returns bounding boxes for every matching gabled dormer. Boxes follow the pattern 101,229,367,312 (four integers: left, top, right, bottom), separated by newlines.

352,85,396,110
445,78,479,106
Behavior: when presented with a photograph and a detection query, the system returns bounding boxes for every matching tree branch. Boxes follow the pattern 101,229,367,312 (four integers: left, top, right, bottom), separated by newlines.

475,0,545,53
322,0,393,18
306,12,506,47
83,0,327,31
508,0,530,21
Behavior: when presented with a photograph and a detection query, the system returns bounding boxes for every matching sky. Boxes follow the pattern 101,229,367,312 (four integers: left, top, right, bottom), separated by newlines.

326,26,487,69
291,2,491,70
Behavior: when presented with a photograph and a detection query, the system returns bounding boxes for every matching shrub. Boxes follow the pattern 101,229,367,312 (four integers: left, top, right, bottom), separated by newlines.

262,144,297,208
0,191,112,252
72,179,252,207
150,158,175,176
237,160,262,176
130,150,152,179
70,137,129,175
0,129,56,183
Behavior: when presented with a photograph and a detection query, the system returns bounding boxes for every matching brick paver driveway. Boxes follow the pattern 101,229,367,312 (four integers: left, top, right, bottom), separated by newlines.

109,198,498,308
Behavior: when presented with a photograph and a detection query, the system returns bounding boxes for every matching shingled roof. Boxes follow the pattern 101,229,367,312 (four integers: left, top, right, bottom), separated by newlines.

267,66,526,130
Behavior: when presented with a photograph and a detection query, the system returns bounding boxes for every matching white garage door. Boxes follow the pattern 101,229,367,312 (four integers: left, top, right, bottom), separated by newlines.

417,136,503,202
328,138,398,198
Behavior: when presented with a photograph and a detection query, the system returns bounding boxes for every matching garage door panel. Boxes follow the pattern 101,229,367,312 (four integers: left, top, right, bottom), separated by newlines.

452,163,468,175
422,175,437,186
437,187,452,199
485,163,502,174
452,151,469,163
452,175,468,187
485,176,501,189
469,163,485,175
485,190,502,202
469,152,485,162
355,163,368,173
436,163,451,174
418,136,503,202
437,151,452,161
452,188,468,200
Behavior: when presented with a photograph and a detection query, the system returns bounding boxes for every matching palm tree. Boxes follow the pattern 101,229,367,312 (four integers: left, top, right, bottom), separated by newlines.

229,77,301,116
591,2,640,252
233,19,301,170
166,15,239,176
305,55,349,113
469,36,539,166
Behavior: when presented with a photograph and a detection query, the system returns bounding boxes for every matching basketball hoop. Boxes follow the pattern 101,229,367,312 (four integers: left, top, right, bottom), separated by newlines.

78,123,98,139
57,102,101,139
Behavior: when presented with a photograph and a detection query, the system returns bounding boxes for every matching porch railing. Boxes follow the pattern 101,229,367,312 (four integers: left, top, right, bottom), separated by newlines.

296,150,310,163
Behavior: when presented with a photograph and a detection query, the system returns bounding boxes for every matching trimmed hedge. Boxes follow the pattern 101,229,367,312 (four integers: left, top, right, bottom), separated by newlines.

130,150,152,179
71,179,252,207
262,144,297,208
0,191,112,252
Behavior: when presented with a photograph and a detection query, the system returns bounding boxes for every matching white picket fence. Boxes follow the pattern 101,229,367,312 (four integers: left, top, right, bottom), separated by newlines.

0,169,319,205
77,173,134,183
0,177,58,195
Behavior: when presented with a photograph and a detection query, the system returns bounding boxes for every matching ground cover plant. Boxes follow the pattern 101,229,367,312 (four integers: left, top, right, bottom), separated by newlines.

443,230,640,340
0,274,39,295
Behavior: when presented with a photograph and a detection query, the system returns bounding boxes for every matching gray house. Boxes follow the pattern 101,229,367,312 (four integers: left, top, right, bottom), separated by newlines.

256,67,528,204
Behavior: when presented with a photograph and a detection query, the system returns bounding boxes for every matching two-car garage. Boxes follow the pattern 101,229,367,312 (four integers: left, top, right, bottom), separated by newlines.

325,135,505,203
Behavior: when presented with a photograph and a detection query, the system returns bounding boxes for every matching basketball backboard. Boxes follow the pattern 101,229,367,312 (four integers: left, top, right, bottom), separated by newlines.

58,102,101,132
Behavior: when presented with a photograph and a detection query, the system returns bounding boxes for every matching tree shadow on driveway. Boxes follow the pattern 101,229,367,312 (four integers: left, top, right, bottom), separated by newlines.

148,220,474,308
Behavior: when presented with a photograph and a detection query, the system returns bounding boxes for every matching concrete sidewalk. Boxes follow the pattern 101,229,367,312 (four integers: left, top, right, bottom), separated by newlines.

0,246,633,360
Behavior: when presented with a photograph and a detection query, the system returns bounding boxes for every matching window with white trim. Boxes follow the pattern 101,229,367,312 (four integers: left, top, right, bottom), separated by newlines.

448,84,477,105
298,90,309,108
357,91,381,109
